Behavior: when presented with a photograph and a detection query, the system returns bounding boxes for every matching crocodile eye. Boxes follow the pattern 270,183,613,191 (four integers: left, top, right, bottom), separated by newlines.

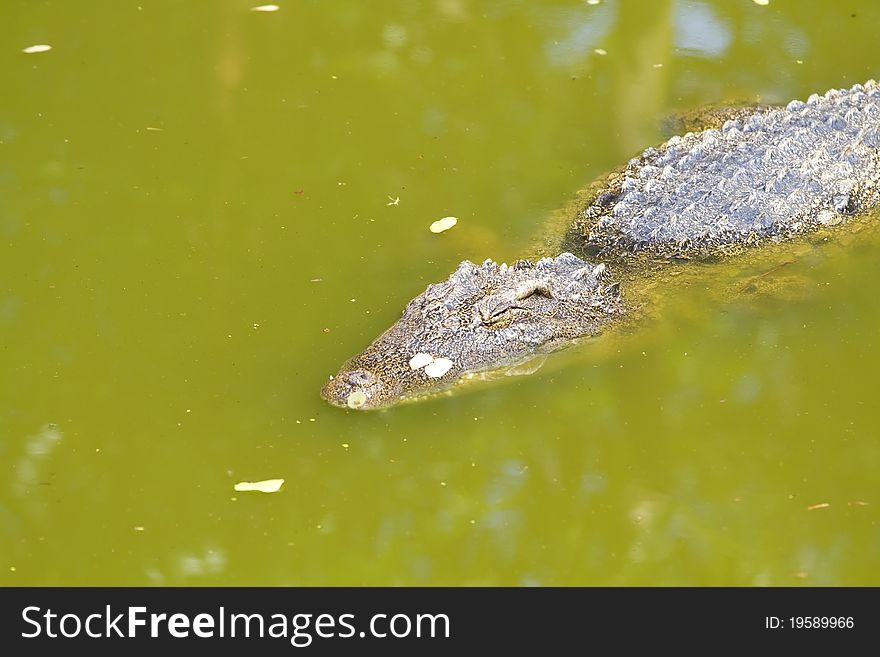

477,281,553,326
478,299,516,325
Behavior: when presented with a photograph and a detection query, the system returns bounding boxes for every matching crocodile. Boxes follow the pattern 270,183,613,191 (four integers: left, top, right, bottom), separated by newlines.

321,80,880,410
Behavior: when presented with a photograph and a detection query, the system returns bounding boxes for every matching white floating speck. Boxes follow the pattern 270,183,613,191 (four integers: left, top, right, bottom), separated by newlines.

587,0,600,4
409,353,434,370
424,357,453,378
234,478,285,493
429,216,457,233
752,0,769,5
251,4,280,11
346,391,367,409
593,48,607,56
22,44,52,54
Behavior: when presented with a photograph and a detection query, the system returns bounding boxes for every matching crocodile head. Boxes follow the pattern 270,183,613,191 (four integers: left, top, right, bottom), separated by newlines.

321,252,622,410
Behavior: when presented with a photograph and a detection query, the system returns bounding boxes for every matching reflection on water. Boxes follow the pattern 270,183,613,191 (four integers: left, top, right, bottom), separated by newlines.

675,2,730,57
145,546,228,585
1,0,879,586
12,424,62,500
545,2,616,66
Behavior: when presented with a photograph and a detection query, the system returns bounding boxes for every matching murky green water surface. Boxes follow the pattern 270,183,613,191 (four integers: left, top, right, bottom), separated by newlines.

2,1,879,585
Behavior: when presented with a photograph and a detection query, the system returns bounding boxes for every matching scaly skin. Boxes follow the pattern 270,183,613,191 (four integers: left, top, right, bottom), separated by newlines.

321,255,622,409
322,81,880,410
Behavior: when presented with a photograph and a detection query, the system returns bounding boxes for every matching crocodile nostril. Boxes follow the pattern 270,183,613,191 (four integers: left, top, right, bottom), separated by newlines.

347,370,377,386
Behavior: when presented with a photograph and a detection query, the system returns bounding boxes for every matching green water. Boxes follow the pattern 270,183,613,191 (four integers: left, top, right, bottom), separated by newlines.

2,0,879,586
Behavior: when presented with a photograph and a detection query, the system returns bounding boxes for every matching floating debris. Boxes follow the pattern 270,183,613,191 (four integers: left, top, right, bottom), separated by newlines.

234,478,285,493
593,48,607,56
251,4,280,11
752,0,769,5
409,353,434,370
346,391,367,409
386,196,400,206
408,352,453,377
22,44,52,54
429,216,457,233
806,502,830,511
424,357,453,378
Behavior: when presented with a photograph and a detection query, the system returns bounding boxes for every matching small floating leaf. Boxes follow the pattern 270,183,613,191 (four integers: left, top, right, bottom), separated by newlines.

429,216,457,233
251,4,280,11
22,44,52,54
234,478,285,493
424,357,453,378
409,353,434,370
346,390,367,409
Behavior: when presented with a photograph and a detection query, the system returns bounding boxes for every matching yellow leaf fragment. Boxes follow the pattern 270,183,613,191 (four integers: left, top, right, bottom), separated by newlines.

429,216,457,233
234,478,285,493
22,44,52,54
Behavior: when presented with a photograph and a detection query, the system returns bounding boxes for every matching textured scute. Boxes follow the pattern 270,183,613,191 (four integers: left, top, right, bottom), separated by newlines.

585,80,880,251
408,253,619,354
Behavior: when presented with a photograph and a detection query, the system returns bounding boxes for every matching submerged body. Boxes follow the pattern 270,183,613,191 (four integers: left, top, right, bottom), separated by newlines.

322,81,880,410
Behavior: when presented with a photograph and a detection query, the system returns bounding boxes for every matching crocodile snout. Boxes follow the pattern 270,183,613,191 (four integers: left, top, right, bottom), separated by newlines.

321,368,381,410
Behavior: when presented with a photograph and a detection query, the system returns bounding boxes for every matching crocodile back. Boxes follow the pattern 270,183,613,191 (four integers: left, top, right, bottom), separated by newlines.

584,81,880,252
